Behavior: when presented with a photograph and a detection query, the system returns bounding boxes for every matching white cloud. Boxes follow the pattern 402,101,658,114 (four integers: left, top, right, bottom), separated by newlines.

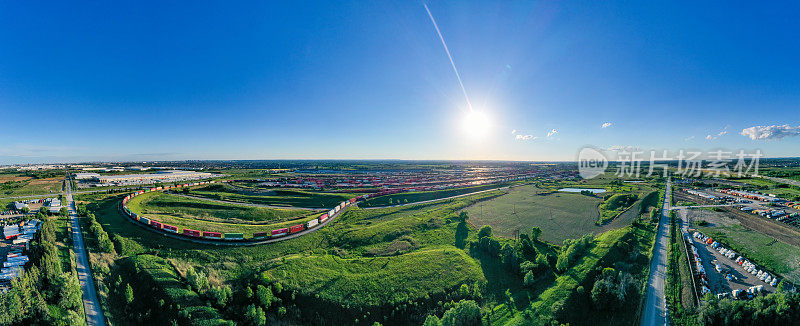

511,129,517,134
717,131,728,136
741,125,800,140
601,122,612,128
606,145,640,152
705,134,716,140
515,134,536,141
547,129,558,137
685,136,695,142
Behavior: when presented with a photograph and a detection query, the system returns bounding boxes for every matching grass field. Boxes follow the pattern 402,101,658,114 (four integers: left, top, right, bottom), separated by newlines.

0,177,63,197
187,183,359,208
698,224,800,284
502,221,656,325
124,191,319,236
359,183,514,207
264,246,484,307
464,184,643,243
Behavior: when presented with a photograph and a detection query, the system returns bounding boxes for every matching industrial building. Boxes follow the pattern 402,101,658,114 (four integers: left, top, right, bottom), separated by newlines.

96,170,215,184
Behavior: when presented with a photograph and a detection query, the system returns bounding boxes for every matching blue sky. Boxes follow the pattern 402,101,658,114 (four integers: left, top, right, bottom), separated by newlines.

1,1,798,164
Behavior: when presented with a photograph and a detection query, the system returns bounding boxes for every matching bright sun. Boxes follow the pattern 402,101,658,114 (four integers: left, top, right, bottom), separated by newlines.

461,110,491,139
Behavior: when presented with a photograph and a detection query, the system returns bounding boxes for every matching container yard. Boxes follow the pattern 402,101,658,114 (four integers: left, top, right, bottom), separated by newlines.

689,230,778,299
0,219,40,292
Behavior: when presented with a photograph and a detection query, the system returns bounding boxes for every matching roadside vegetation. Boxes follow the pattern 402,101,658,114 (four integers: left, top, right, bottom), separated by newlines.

0,213,84,325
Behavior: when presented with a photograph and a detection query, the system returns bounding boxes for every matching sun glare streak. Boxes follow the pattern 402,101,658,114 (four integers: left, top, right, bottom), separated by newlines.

424,3,473,112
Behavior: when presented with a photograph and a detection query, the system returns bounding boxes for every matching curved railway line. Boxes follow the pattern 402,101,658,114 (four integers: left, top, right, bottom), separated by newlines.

118,177,531,245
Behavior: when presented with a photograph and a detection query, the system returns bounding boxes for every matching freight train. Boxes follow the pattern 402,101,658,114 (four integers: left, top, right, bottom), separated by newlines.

119,181,391,242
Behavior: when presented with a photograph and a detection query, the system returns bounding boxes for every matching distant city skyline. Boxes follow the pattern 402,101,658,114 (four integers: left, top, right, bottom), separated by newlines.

1,1,798,164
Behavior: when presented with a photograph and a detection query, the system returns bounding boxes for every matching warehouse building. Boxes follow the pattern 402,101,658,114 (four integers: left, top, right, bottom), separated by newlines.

96,170,215,184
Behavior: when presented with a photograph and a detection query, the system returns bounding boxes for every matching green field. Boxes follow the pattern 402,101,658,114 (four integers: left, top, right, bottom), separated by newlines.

264,246,484,307
124,191,319,236
84,180,655,325
0,177,63,197
359,183,515,207
698,224,800,284
464,184,643,243
186,183,359,208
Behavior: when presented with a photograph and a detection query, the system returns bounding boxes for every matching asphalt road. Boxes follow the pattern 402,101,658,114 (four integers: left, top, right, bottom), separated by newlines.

642,177,671,326
65,172,106,326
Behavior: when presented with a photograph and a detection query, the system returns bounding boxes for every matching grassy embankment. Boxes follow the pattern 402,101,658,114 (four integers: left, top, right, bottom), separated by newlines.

666,211,700,325
83,190,502,324
124,192,319,236
186,183,360,208
359,182,516,207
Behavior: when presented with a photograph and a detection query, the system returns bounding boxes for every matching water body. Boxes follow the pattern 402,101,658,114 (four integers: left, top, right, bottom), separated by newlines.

558,188,607,194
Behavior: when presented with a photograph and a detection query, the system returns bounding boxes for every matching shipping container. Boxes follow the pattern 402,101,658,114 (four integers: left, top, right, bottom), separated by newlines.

289,224,304,234
319,213,329,222
140,217,151,225
150,221,163,229
183,229,201,237
224,233,244,240
253,231,271,240
203,231,222,239
306,219,319,228
162,224,178,233
271,228,288,236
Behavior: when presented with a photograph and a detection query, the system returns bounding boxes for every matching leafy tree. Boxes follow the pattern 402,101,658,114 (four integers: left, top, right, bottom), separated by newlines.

244,304,266,326
125,283,135,304
454,221,469,249
256,284,274,307
59,207,68,217
440,300,481,326
186,267,209,294
477,225,493,238
530,226,541,241
210,285,232,307
423,315,441,326
523,271,536,287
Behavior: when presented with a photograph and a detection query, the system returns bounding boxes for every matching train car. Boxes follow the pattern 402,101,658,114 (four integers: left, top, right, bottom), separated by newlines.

131,213,138,220
319,213,329,223
150,187,157,191
224,233,244,240
306,218,319,228
253,231,271,240
289,224,305,234
183,229,201,237
271,228,288,237
140,217,150,225
162,224,179,233
349,198,357,203
203,231,222,239
328,209,335,217
150,221,163,229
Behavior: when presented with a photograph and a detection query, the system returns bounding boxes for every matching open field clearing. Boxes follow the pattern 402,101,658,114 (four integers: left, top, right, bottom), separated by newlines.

263,246,484,307
187,183,359,208
693,209,800,284
0,177,62,197
124,191,319,236
464,184,644,243
127,191,316,223
359,183,514,207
